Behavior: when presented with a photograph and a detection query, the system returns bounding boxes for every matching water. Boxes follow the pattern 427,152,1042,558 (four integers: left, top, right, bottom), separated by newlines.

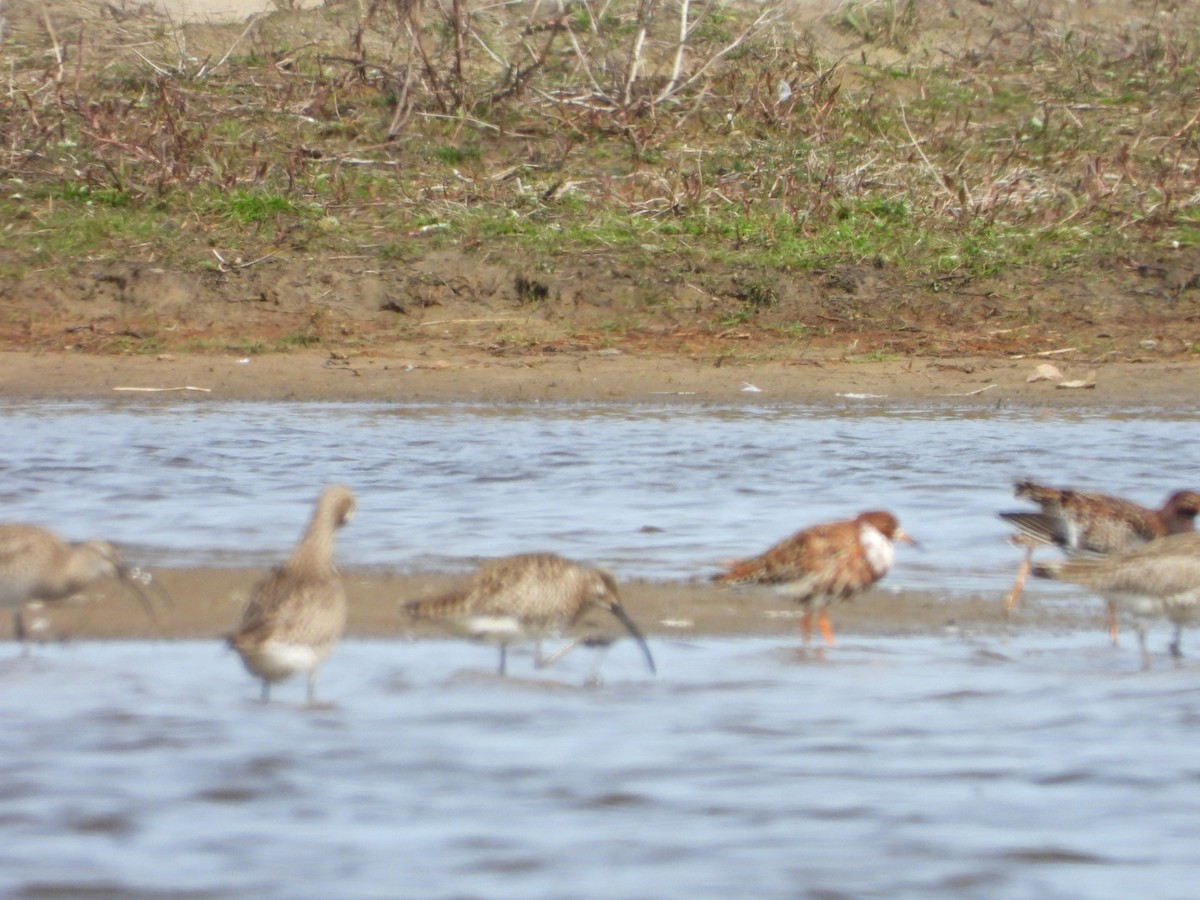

3,398,1200,897
2,400,1197,594
2,636,1199,899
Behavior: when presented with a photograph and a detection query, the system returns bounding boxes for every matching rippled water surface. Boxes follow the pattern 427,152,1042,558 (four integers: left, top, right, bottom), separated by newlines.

3,399,1198,594
3,399,1200,898
3,636,1200,899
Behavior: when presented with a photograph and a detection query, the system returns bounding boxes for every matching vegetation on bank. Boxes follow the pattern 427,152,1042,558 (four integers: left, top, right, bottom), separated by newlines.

3,0,1200,354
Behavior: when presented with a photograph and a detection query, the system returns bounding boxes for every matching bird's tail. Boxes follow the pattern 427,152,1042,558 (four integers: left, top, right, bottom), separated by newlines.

999,511,1068,547
1031,558,1100,583
711,557,764,586
403,589,471,620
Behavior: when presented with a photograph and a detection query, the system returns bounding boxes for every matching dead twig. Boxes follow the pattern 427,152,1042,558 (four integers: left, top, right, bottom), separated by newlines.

211,250,278,272
898,97,973,218
944,384,998,397
39,4,65,84
1009,348,1078,359
113,386,213,393
416,316,520,326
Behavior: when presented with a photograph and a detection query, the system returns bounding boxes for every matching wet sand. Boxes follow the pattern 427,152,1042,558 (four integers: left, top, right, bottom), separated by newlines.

0,347,1181,645
2,348,1199,408
7,566,1104,645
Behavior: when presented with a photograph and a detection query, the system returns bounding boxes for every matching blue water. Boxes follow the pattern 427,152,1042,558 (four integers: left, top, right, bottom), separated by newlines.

0,635,1197,899
1,400,1196,595
3,399,1199,898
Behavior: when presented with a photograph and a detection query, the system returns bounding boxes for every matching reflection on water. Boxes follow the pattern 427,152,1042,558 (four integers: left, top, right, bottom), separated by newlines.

2,400,1198,596
4,400,1200,898
0,636,1197,899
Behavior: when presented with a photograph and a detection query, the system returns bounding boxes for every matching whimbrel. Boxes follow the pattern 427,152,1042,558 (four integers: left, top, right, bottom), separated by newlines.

712,510,913,648
229,485,356,703
0,524,163,650
404,552,656,677
1000,480,1200,641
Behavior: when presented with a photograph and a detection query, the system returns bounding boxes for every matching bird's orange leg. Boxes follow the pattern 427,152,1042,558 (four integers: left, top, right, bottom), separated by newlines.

1002,546,1033,614
817,609,836,647
799,611,813,645
1106,601,1120,647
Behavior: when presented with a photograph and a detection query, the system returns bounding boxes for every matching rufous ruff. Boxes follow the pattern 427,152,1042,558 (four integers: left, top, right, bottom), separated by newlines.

0,523,162,649
229,485,356,703
999,480,1200,640
712,511,912,647
1032,532,1200,668
404,552,656,676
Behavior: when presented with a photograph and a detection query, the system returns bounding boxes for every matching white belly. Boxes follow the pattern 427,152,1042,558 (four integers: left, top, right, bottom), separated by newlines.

1109,592,1167,620
448,614,542,643
239,640,327,683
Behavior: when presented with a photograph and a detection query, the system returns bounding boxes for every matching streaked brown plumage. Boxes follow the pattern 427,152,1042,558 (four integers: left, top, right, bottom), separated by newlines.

1000,480,1200,641
1033,532,1200,668
712,510,912,647
229,485,356,702
0,524,160,649
404,552,656,676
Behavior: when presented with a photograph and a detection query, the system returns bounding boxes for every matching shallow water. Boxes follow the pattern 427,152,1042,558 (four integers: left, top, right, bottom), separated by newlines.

4,399,1200,897
1,635,1198,899
2,399,1197,595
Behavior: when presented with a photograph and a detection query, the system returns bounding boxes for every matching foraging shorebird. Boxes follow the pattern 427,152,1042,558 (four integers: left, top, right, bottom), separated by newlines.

0,524,163,649
1000,480,1200,641
712,510,913,648
403,552,656,677
229,485,356,703
1033,532,1200,668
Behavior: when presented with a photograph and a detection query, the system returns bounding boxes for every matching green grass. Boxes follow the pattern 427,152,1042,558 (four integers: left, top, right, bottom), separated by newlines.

6,202,168,262
216,190,307,223
845,349,904,363
429,144,482,166
6,0,1200,348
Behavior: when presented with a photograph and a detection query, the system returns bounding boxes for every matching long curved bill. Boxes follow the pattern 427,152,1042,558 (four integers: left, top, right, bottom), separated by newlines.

119,565,174,624
609,602,657,675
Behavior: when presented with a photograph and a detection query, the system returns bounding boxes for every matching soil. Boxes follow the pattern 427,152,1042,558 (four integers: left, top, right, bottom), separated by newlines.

10,566,1102,649
4,0,1198,649
7,0,1200,375
6,0,1200,370
7,245,1200,366
0,345,1185,649
2,345,1199,409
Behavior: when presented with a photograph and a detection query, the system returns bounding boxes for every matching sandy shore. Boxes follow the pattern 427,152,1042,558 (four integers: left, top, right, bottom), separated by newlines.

2,347,1200,407
0,347,1187,645
5,565,1107,647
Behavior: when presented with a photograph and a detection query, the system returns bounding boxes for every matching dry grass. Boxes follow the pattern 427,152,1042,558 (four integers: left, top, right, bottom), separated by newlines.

4,0,1200,358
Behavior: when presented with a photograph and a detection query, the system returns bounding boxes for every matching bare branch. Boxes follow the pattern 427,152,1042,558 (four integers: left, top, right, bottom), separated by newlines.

654,2,785,105
622,0,654,107
39,3,65,83
659,0,690,100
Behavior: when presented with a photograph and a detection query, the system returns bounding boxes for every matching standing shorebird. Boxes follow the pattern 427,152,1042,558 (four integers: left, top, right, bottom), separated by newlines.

0,524,162,650
712,510,913,648
403,552,656,677
999,480,1200,641
1033,532,1200,668
229,485,356,703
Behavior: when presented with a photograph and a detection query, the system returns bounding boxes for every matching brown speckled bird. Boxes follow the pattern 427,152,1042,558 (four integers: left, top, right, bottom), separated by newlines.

712,510,913,647
229,485,356,703
1000,480,1200,641
1034,532,1200,668
404,552,656,676
0,524,162,650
